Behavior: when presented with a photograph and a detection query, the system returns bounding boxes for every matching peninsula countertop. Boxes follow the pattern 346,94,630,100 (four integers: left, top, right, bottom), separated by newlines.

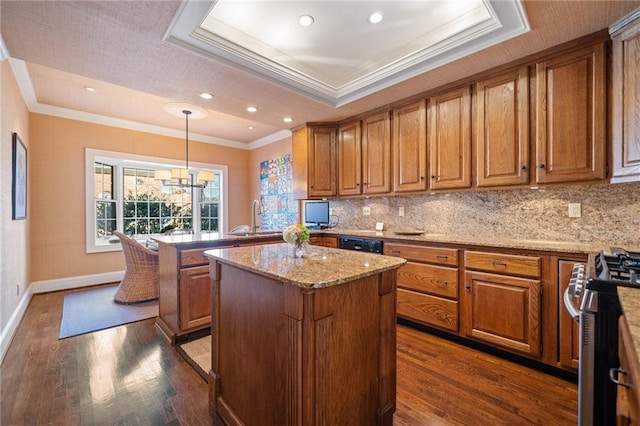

205,242,406,289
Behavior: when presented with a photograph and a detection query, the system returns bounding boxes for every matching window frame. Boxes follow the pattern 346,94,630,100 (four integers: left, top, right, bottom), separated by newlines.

85,148,228,253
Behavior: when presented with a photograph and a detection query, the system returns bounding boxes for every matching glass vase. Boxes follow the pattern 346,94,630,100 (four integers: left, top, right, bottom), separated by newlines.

293,242,304,258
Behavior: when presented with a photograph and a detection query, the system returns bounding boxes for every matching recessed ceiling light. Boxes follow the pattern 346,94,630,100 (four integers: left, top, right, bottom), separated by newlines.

298,15,314,27
246,106,257,113
283,117,293,123
369,12,383,24
199,92,213,99
248,126,254,130
84,86,96,92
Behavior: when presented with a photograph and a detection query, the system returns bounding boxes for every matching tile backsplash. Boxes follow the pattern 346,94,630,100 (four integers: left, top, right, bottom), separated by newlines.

328,182,640,245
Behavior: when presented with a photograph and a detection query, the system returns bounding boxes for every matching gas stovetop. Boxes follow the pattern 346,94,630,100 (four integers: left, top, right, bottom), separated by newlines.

596,248,640,286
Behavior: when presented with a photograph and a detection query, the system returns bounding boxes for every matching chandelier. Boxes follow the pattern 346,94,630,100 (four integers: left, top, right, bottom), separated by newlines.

154,103,213,189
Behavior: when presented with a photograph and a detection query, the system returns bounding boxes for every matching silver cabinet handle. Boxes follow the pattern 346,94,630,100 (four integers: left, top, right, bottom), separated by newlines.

609,368,630,388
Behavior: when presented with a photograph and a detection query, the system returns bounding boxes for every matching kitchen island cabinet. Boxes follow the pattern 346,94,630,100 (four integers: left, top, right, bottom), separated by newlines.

205,243,405,426
154,233,281,343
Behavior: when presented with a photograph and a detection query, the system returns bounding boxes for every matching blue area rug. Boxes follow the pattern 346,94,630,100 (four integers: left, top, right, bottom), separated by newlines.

59,285,158,339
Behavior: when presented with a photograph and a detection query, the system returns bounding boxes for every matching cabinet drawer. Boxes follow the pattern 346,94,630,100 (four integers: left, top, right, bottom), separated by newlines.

180,248,208,267
385,243,458,266
397,288,458,332
397,262,458,299
464,251,540,278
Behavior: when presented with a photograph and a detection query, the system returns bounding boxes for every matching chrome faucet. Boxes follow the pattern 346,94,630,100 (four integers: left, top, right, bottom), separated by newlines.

251,199,260,234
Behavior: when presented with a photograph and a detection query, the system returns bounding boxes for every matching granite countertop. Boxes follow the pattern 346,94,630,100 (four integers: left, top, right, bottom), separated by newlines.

205,242,406,289
325,229,640,255
152,231,283,246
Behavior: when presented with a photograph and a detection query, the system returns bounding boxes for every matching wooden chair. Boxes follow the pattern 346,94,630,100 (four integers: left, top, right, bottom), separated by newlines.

113,231,159,304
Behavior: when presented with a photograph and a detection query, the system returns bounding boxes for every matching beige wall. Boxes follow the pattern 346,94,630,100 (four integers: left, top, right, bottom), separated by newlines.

1,60,30,332
29,114,250,283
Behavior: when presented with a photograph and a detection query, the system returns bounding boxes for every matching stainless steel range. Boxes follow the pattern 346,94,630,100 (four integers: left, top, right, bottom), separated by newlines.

564,248,640,425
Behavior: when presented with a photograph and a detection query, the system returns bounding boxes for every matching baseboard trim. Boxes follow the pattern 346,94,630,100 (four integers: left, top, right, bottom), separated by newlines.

0,270,125,364
30,270,125,294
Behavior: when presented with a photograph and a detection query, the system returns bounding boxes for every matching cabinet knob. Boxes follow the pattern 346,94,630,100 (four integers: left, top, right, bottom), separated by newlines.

465,284,471,290
521,165,527,170
431,175,435,179
420,176,425,181
539,164,545,169
310,185,314,189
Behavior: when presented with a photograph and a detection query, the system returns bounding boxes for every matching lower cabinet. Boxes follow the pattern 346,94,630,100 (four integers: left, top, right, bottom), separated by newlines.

309,235,338,248
463,250,542,358
179,266,211,331
385,242,459,332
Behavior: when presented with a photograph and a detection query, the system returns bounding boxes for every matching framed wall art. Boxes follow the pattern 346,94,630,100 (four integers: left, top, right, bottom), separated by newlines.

12,132,27,220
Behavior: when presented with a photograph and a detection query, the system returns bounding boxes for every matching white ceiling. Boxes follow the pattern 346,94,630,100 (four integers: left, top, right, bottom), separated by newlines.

1,1,639,148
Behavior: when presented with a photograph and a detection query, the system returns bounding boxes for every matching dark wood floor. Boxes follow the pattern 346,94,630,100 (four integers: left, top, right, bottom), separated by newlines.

1,290,577,425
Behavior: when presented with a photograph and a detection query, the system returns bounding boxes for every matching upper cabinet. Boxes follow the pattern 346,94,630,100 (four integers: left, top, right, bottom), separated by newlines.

361,111,392,194
292,125,337,199
338,121,362,196
428,86,472,190
393,100,427,192
534,43,607,184
610,8,640,183
338,112,392,196
475,67,529,187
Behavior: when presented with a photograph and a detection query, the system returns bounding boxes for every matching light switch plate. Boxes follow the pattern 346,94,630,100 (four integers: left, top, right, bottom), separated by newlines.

398,206,405,217
568,203,581,218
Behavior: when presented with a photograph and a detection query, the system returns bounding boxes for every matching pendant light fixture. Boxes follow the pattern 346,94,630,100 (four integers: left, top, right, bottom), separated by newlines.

154,103,213,189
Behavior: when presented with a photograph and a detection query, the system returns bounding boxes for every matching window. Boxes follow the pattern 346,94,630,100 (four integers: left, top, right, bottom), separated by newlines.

86,149,228,253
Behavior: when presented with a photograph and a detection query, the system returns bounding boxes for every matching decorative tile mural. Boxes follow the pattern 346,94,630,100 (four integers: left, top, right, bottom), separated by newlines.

259,154,299,231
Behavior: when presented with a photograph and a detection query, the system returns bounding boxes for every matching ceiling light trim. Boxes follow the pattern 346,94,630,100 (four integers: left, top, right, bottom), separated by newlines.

0,35,10,62
166,0,529,107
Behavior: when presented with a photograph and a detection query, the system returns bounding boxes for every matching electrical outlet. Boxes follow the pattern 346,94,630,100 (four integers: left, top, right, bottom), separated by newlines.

398,206,405,217
568,203,582,218
363,206,371,216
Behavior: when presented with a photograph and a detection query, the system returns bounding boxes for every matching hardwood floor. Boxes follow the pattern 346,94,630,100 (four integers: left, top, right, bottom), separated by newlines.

1,290,577,425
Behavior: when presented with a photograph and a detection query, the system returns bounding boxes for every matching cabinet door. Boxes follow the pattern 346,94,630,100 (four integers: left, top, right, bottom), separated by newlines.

476,67,529,187
179,266,211,331
558,260,580,370
535,43,606,183
428,86,472,190
463,271,541,357
394,100,427,192
308,127,337,197
338,121,362,196
362,111,392,194
611,16,640,182
323,237,338,248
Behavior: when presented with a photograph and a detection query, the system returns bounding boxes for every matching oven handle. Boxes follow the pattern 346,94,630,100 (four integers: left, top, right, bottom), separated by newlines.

563,285,580,321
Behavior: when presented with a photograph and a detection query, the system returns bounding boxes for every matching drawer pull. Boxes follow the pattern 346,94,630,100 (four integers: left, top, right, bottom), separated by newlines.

390,250,401,254
610,368,630,388
436,255,449,260
436,280,448,287
492,260,507,267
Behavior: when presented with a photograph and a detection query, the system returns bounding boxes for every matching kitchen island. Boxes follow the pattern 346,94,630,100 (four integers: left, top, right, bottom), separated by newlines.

205,243,406,426
153,232,283,342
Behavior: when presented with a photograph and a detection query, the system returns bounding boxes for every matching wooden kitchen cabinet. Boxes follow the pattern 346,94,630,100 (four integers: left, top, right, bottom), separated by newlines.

558,259,581,370
292,125,337,199
309,235,338,248
393,100,427,192
385,242,460,332
338,121,362,196
428,86,472,190
361,111,392,194
534,42,607,184
610,8,640,183
463,250,542,358
475,67,529,187
156,237,281,342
